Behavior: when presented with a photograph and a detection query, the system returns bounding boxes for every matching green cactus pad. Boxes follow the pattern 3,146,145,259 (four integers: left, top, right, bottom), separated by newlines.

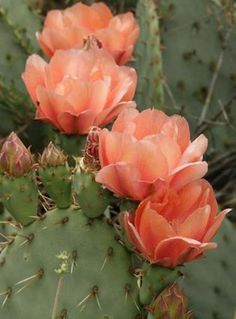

0,207,140,319
73,169,113,219
180,219,236,319
0,172,38,226
139,262,181,305
38,165,72,209
134,0,165,110
160,0,236,152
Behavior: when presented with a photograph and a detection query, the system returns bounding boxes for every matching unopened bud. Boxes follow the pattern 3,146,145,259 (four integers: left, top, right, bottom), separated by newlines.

83,126,101,171
0,132,33,177
148,284,193,319
40,142,67,167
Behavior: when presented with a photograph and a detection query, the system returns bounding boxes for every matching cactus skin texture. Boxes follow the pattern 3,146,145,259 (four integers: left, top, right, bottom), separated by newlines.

0,172,38,226
180,219,236,319
0,207,140,319
139,263,180,305
159,0,236,153
73,168,113,219
134,0,165,110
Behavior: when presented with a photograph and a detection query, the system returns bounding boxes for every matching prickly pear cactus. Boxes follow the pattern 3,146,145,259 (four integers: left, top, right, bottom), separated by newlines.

0,137,180,319
134,0,165,109
0,207,141,319
180,219,236,319
159,0,236,153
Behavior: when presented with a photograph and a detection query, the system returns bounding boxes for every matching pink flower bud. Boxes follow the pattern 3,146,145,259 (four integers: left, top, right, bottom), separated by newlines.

40,142,67,167
0,132,33,177
148,284,193,319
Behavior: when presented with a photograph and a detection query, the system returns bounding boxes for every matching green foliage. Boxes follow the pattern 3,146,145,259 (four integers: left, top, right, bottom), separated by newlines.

159,0,236,153
180,219,236,319
134,0,165,110
0,207,140,318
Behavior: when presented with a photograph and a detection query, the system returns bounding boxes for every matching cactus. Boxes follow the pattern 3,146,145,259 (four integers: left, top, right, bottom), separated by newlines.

0,207,141,319
159,0,236,153
134,0,165,110
180,219,236,319
0,135,181,318
0,1,235,318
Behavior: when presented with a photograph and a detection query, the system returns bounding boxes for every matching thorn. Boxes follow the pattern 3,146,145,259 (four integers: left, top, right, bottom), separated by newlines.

124,284,140,312
95,294,102,311
0,232,10,241
1,288,11,308
76,292,91,308
71,250,78,274
15,269,44,293
92,286,102,311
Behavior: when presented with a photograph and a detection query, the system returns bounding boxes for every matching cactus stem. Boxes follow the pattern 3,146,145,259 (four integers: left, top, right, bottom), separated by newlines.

51,276,63,319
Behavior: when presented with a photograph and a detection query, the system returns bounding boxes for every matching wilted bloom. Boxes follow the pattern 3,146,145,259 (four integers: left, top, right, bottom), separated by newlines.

83,126,101,171
22,45,137,135
123,179,229,268
148,284,193,319
0,132,33,177
37,2,139,65
96,108,208,200
40,142,67,167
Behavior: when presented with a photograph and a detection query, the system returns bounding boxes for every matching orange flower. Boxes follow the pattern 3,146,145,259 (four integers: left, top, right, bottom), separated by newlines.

37,2,139,65
123,179,229,268
96,108,208,200
22,47,137,134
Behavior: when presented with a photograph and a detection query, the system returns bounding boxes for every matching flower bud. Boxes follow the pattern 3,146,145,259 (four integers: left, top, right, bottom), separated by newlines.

83,126,101,171
0,132,33,177
148,284,193,319
40,142,67,167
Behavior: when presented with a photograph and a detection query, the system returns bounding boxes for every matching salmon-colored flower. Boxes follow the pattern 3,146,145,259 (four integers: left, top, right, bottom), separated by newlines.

37,2,139,65
123,179,229,268
22,47,137,134
96,108,208,200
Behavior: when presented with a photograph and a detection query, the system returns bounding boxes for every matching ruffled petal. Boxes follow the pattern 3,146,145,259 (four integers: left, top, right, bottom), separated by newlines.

22,54,47,103
154,236,216,268
179,134,208,165
175,206,211,241
170,162,208,190
95,162,150,200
